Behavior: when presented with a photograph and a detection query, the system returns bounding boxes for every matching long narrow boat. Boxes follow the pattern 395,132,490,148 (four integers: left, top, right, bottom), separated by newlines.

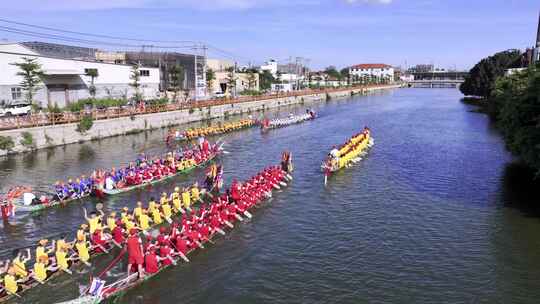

168,119,255,143
321,128,374,183
101,145,222,196
0,183,218,303
57,162,292,304
12,190,100,213
261,111,316,132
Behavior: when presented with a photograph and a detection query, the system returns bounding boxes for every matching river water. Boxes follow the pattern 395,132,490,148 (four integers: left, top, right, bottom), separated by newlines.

2,88,540,303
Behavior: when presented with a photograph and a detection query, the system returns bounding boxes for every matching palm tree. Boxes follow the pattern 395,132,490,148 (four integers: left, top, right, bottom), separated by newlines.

86,68,99,100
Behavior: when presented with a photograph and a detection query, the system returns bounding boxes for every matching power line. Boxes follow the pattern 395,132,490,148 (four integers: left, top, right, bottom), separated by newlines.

0,18,200,46
0,18,260,65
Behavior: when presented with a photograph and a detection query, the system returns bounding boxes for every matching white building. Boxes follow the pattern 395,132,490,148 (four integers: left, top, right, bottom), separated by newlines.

0,43,160,108
271,83,294,92
349,64,394,83
259,59,278,77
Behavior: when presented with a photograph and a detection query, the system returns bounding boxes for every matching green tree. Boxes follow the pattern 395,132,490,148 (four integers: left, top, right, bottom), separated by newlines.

225,67,237,97
492,64,540,173
10,57,44,105
325,66,342,80
259,70,275,91
86,68,99,99
246,69,257,90
460,49,522,98
129,64,142,101
340,67,350,85
169,64,184,102
206,68,216,94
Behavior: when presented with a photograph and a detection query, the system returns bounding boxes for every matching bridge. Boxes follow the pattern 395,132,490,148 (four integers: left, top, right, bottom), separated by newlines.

406,79,464,88
406,71,467,89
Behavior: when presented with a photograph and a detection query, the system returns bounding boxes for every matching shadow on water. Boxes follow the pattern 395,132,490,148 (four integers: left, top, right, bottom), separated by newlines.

0,155,16,172
501,162,540,216
78,145,96,162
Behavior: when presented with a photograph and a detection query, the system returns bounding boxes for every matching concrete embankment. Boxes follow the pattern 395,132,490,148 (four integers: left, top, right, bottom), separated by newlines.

0,85,399,156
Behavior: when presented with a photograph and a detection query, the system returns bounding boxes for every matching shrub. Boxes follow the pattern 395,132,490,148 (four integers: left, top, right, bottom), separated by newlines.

20,131,34,149
239,89,262,96
77,115,94,133
0,136,14,151
47,103,62,114
147,98,169,106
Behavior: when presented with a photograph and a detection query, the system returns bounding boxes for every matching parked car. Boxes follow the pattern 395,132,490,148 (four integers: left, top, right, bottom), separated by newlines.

0,102,31,117
214,92,226,98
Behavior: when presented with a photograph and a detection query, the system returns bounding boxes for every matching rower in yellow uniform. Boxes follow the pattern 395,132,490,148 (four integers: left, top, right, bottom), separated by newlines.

171,187,183,213
191,183,200,203
106,212,117,232
75,235,91,266
35,239,55,266
120,207,130,225
151,202,163,225
148,198,157,214
33,255,57,283
124,214,137,232
55,242,72,274
138,209,151,233
181,188,191,211
2,267,21,295
161,199,173,223
12,248,31,279
77,224,88,243
133,202,144,218
84,207,104,234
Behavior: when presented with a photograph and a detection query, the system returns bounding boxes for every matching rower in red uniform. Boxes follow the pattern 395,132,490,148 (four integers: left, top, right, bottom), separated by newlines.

127,229,144,278
91,229,109,253
112,220,125,246
159,242,174,266
144,248,160,275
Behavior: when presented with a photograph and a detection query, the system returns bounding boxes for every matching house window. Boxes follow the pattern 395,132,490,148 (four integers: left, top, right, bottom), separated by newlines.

11,87,22,100
140,70,150,77
84,68,98,75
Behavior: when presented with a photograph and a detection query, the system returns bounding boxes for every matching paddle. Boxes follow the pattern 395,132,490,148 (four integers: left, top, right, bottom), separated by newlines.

243,211,252,219
224,220,234,228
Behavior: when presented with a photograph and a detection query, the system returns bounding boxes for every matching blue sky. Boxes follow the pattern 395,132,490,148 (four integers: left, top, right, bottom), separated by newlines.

0,0,538,70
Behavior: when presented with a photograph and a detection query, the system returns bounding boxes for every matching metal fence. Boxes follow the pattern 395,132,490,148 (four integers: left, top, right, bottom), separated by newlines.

0,86,376,131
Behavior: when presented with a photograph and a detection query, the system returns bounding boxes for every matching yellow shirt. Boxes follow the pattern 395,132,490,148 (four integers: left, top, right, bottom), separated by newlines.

182,191,191,208
148,201,157,213
138,214,150,231
160,197,169,205
55,250,69,270
33,262,47,282
151,209,163,225
191,187,200,201
172,192,180,200
88,217,101,234
125,219,135,231
75,242,90,262
77,229,87,243
121,212,129,224
162,203,172,219
12,257,27,278
3,274,18,294
134,207,143,218
173,198,182,212
107,217,116,231
35,246,48,263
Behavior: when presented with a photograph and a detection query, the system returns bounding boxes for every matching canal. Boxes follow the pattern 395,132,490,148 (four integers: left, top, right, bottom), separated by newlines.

2,88,540,303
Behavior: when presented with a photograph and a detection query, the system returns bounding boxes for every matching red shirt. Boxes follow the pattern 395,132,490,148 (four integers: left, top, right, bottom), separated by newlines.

112,227,125,244
127,236,143,260
159,246,173,266
175,237,188,254
144,253,159,274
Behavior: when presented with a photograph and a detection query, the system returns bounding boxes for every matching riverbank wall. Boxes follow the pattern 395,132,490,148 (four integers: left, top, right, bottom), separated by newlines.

0,85,399,156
